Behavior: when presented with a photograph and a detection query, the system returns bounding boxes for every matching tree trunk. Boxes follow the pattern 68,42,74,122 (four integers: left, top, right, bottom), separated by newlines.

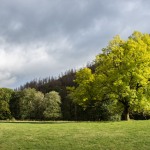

121,106,130,121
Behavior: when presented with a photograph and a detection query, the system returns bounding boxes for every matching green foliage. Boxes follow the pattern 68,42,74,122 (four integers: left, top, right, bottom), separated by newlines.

97,100,122,121
0,88,13,101
9,91,23,119
69,31,150,120
95,31,150,120
0,100,11,119
0,88,14,119
43,91,62,120
16,69,77,120
68,68,95,107
10,88,62,120
19,88,44,120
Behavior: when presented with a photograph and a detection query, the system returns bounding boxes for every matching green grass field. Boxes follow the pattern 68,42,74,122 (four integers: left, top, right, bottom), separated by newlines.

0,120,150,150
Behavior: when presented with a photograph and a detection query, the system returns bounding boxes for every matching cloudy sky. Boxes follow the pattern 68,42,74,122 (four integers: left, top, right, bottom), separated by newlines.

0,0,150,88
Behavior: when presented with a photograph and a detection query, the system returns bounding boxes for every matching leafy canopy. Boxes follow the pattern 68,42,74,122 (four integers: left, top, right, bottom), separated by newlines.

69,31,150,120
95,31,150,114
0,88,14,119
43,91,62,120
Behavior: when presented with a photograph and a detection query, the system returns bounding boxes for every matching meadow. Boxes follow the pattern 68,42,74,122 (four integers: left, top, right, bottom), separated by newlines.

0,120,150,150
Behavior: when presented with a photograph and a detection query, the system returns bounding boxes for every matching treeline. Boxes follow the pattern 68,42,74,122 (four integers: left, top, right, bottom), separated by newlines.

0,88,61,120
0,62,148,121
15,69,77,120
15,63,99,121
0,64,99,121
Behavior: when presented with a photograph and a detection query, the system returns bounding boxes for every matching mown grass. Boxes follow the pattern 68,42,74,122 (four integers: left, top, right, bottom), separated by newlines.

0,120,150,150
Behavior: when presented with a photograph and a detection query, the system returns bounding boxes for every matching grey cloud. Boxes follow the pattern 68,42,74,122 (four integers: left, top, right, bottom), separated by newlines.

0,0,150,88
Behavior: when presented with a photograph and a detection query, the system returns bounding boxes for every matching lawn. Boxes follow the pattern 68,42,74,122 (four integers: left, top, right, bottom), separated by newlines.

0,120,150,150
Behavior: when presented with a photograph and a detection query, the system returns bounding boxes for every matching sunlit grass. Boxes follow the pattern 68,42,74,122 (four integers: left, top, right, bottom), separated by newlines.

0,120,150,150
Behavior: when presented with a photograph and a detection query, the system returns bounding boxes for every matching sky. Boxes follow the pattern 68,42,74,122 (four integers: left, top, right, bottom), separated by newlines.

0,0,150,89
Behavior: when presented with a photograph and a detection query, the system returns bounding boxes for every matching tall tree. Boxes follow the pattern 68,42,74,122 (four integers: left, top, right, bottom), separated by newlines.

19,88,44,120
69,31,150,120
0,88,14,120
43,91,62,120
95,31,150,120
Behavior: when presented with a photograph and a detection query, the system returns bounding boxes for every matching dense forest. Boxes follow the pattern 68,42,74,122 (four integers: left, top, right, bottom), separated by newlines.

0,64,101,121
1,31,150,121
15,63,97,121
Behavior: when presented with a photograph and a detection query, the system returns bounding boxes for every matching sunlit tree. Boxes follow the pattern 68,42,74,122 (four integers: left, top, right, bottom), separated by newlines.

69,31,150,120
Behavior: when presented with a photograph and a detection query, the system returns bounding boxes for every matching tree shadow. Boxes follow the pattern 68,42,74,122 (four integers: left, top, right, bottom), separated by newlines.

0,120,76,124
0,120,124,124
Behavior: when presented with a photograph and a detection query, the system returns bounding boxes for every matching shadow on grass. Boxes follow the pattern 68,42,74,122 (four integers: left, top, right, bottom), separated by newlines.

0,120,123,124
0,120,77,124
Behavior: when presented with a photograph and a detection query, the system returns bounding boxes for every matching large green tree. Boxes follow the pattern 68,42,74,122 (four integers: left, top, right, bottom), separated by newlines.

69,31,150,120
68,68,122,121
95,31,150,120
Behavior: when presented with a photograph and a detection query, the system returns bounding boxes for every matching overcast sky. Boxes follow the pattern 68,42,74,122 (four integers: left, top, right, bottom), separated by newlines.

0,0,150,88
